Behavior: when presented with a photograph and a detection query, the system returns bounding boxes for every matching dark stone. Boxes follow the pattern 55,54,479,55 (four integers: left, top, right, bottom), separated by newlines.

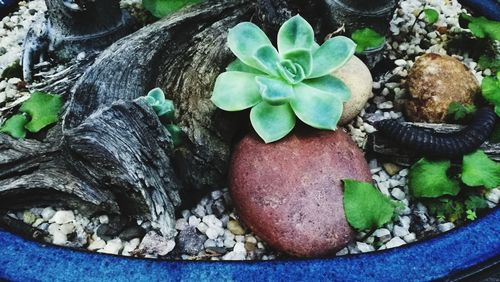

96,224,115,241
96,215,129,240
211,200,226,217
205,247,227,255
176,227,207,255
230,129,372,257
119,226,146,241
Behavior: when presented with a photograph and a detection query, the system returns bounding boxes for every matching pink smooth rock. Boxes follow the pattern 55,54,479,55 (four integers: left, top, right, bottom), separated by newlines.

229,129,372,257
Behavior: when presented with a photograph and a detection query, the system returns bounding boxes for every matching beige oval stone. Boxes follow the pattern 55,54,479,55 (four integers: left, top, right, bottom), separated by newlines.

406,53,480,123
333,56,373,125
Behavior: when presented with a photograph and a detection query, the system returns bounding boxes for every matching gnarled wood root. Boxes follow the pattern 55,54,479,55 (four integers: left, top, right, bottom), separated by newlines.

2,0,258,237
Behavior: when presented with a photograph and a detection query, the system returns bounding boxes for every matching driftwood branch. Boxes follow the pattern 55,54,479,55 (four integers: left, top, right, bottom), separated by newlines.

3,0,347,237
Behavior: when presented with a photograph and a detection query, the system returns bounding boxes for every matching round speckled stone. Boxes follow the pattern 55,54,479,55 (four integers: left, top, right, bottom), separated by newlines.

229,129,371,257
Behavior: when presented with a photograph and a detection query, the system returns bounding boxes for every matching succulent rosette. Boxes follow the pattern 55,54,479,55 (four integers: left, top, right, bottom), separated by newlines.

211,15,356,143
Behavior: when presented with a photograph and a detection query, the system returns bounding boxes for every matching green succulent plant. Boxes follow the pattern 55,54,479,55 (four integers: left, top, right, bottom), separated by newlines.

143,88,183,147
211,15,356,143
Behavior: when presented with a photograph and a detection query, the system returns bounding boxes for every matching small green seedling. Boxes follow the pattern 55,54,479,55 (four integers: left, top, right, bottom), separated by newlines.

211,15,356,143
423,8,439,25
351,27,385,53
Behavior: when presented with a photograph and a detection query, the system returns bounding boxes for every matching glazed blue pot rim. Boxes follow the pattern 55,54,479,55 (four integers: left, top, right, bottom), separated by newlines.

1,208,498,281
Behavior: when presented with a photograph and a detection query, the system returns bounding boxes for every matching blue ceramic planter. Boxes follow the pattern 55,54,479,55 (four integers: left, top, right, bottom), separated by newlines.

1,0,499,281
0,208,498,281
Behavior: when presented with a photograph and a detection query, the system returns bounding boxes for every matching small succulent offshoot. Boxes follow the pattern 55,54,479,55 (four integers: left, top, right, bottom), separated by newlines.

143,88,183,147
211,15,356,143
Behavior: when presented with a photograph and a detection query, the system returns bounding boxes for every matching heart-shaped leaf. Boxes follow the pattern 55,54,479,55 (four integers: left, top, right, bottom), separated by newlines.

423,8,439,24
290,83,343,130
20,91,62,133
250,102,296,143
227,22,275,72
309,36,356,78
277,15,315,54
409,158,460,198
343,179,395,231
0,114,28,139
143,0,202,18
481,73,500,117
211,71,261,111
256,76,294,105
351,28,385,53
461,150,500,189
460,13,500,41
303,75,351,102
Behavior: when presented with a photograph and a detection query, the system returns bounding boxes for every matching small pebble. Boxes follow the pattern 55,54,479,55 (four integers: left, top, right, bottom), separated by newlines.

49,211,75,224
385,237,406,249
227,220,245,235
437,222,455,233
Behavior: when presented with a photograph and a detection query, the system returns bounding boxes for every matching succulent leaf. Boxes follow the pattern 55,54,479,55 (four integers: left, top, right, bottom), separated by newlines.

277,15,315,54
253,46,281,77
290,83,343,130
310,36,356,78
211,15,355,143
304,75,351,102
256,76,294,105
147,88,166,103
277,60,306,85
250,102,296,143
226,59,266,75
211,71,262,111
227,22,275,72
282,49,313,77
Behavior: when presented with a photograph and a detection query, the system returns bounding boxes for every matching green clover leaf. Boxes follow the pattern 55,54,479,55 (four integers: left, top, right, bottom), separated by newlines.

461,150,500,189
460,13,500,41
409,158,460,198
447,102,476,121
343,179,395,231
143,0,202,18
423,8,439,25
481,72,500,117
19,91,62,133
0,114,28,139
351,28,385,53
